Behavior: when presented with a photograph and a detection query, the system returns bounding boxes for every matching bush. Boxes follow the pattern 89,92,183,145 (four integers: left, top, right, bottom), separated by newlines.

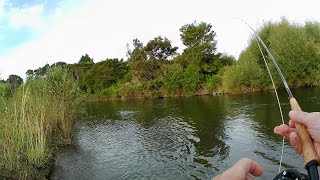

118,81,148,98
182,64,203,95
101,85,120,96
267,20,320,86
162,64,184,96
222,59,268,93
205,74,222,93
222,19,320,93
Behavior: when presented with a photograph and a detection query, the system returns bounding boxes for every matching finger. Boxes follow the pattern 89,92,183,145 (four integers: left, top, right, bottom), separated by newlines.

289,132,302,154
236,158,264,177
289,111,316,126
274,124,294,139
289,119,295,128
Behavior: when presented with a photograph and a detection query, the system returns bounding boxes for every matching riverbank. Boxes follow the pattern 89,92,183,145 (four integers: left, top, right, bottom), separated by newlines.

83,90,227,102
83,84,317,102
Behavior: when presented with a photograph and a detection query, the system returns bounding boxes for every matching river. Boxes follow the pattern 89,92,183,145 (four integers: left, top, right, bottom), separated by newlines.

50,88,320,180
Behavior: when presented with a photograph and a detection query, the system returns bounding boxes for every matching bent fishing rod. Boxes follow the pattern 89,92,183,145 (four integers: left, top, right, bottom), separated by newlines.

246,23,320,180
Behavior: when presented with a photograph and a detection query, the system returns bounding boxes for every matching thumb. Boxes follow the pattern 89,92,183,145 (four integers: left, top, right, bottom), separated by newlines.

289,111,312,127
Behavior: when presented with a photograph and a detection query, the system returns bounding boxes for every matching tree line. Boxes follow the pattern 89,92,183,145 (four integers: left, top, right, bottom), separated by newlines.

1,19,320,99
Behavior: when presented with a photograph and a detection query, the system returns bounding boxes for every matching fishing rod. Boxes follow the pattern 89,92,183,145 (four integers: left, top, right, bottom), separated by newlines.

245,22,320,180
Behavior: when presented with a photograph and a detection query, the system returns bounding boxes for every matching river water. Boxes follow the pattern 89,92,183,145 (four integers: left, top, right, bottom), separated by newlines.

51,88,320,180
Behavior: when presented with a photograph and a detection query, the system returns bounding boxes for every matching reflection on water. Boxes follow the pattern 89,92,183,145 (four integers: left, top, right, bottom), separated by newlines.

51,88,320,180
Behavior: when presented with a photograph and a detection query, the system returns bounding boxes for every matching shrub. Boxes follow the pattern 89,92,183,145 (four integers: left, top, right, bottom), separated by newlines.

205,74,222,93
162,64,184,96
182,64,203,95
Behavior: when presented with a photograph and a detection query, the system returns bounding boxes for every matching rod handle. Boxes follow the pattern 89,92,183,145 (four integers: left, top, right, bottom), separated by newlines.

290,97,320,167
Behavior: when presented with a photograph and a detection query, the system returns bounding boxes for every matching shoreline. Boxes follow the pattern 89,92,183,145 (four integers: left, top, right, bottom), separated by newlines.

82,85,316,102
83,91,227,102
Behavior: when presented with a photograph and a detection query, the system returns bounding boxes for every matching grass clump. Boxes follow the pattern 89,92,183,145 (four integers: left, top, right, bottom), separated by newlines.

0,67,81,179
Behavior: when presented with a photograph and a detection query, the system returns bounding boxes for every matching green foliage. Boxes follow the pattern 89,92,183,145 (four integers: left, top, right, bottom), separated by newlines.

162,64,184,95
118,81,146,98
6,74,23,95
78,54,94,64
0,83,9,99
22,19,320,100
180,22,216,48
0,83,9,111
34,64,50,77
222,19,320,93
0,67,81,179
179,22,223,75
144,36,178,60
127,37,177,82
205,74,222,93
222,59,268,93
101,85,120,96
182,64,203,95
81,59,128,93
305,21,320,45
271,21,320,86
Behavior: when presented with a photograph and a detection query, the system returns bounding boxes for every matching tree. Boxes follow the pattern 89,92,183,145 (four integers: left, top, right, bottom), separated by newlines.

6,74,23,95
26,69,34,81
180,22,217,48
26,69,34,77
179,22,221,75
52,61,67,68
144,36,178,61
127,37,179,82
34,64,50,77
82,59,128,93
78,54,94,64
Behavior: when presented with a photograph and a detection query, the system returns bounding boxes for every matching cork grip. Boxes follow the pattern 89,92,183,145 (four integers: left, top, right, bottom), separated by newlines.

290,97,320,167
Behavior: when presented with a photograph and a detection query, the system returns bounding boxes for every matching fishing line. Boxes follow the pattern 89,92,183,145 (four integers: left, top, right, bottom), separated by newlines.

234,18,286,173
237,18,319,180
255,38,285,173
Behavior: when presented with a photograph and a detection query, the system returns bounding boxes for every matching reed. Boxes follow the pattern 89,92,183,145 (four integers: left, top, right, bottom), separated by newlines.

0,67,81,179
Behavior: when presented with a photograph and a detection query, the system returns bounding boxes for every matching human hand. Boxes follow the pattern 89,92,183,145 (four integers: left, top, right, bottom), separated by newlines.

213,158,264,180
274,111,320,157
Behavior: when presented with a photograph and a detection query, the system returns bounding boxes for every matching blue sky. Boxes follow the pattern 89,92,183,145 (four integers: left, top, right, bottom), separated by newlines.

0,0,62,55
0,0,319,80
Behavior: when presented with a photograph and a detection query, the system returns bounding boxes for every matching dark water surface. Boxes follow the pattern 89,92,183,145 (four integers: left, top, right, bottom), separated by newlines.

51,88,320,180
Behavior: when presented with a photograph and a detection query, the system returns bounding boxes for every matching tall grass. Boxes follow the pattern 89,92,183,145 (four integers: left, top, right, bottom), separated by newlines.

0,67,81,179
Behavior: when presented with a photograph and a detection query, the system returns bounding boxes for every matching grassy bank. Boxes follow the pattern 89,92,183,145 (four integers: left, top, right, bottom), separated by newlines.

0,67,81,179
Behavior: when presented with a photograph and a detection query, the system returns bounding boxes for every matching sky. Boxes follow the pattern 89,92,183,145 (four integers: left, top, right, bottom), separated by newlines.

0,0,319,80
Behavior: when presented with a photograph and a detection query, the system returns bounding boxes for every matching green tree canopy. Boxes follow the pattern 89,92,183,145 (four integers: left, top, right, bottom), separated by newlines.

79,54,94,64
6,74,23,95
179,22,222,75
82,59,128,93
127,37,178,81
144,36,178,61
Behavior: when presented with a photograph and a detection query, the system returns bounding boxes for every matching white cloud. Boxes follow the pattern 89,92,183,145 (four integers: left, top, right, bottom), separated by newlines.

7,4,45,30
0,0,320,79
